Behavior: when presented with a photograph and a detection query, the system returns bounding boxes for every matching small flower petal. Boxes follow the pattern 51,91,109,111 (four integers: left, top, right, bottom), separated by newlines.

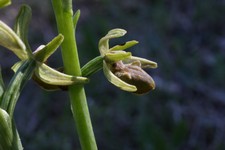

104,51,131,63
99,28,127,55
123,56,157,69
109,40,139,51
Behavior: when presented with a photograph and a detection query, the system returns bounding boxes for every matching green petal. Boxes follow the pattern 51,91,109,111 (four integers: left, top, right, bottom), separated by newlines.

109,40,139,51
0,0,11,8
0,21,28,60
99,28,127,55
34,62,89,86
104,51,131,63
103,61,137,92
0,108,13,150
33,34,64,62
124,56,158,68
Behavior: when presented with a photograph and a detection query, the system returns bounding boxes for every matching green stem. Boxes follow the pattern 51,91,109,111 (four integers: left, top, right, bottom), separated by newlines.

51,0,97,150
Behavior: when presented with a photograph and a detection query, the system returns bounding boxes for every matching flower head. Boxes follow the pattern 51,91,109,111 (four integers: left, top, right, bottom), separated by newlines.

99,29,157,94
0,5,88,91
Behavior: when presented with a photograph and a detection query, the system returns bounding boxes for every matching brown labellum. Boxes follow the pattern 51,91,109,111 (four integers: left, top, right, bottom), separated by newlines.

111,61,155,94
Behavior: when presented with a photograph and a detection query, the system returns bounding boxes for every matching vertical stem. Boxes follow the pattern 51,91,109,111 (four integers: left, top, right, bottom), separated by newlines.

51,0,97,150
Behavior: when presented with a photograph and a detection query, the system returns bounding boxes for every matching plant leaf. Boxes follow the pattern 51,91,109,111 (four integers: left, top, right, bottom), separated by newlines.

1,59,36,117
14,4,32,54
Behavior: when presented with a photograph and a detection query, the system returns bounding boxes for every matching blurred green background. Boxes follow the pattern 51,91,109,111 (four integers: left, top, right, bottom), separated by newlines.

1,0,225,150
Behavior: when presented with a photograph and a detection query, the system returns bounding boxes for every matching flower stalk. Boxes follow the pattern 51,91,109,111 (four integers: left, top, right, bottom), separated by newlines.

51,0,98,150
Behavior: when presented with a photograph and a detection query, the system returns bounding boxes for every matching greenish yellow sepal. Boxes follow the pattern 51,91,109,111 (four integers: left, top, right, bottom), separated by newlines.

34,62,89,86
0,0,11,8
33,34,64,62
0,21,28,60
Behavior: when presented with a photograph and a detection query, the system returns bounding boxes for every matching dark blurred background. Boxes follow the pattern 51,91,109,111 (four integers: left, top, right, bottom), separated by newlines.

1,0,225,150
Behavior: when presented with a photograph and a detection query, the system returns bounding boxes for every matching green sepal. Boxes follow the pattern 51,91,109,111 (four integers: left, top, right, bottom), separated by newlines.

0,108,13,150
99,28,127,55
103,61,137,92
0,0,11,8
104,51,131,63
33,34,64,62
14,5,32,55
109,40,139,51
0,21,28,60
34,62,89,86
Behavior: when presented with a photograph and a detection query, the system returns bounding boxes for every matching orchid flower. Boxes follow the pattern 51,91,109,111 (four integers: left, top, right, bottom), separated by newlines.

0,5,88,91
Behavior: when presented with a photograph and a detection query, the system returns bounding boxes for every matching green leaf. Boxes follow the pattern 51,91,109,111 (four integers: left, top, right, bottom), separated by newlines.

1,59,36,117
0,21,28,60
14,5,32,54
0,108,13,150
0,0,11,8
33,34,64,62
103,61,137,92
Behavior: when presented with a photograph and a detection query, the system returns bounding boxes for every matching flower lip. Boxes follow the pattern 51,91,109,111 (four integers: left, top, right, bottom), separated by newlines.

111,60,155,94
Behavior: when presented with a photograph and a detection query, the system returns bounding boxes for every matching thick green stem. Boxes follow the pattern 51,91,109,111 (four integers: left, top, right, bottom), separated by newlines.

51,0,97,150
